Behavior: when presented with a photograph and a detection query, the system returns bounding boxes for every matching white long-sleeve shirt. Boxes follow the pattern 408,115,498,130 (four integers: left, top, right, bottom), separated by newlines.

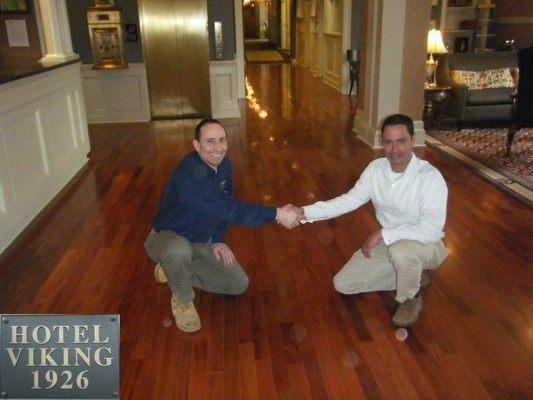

302,155,447,245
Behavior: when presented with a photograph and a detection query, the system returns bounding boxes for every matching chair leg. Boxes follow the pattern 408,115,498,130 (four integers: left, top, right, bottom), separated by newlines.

506,126,518,157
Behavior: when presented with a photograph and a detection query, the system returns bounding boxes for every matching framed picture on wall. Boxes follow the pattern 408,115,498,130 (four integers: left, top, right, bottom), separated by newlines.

0,0,30,14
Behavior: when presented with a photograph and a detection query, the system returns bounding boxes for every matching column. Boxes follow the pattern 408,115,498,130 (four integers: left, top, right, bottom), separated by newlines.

353,0,430,148
37,0,78,65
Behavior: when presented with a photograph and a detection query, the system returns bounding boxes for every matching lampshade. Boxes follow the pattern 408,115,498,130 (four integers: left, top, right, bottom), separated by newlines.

427,29,447,55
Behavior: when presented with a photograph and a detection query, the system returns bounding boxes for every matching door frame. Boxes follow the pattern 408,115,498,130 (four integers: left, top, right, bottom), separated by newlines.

281,0,289,50
235,0,246,98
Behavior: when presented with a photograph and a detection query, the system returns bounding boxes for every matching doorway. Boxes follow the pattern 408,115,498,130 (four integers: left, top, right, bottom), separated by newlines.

242,0,289,64
235,0,354,95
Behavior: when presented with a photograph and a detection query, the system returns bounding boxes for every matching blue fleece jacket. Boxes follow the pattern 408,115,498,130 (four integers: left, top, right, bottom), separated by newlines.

153,152,276,243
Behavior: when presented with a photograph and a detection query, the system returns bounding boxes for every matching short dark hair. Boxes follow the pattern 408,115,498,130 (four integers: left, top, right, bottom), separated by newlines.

194,118,225,141
381,114,414,137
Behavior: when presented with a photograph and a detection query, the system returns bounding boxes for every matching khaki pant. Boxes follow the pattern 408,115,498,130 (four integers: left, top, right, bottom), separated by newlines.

144,230,249,301
333,239,448,302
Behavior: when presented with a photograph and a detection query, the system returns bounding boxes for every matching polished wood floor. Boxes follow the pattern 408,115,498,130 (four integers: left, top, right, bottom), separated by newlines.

1,64,532,399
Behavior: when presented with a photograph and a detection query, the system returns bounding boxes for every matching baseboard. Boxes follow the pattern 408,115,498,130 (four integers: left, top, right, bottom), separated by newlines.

414,120,426,147
353,114,380,148
353,115,426,148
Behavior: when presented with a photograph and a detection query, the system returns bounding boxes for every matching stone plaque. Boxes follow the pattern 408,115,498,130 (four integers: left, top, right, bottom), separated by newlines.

0,314,120,399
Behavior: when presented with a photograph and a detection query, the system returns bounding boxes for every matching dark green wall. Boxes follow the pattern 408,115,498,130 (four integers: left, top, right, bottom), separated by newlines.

66,0,143,64
207,0,236,61
351,0,363,51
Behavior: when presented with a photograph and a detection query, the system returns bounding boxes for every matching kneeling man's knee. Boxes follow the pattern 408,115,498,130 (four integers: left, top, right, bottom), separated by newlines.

333,272,357,295
162,238,193,264
228,273,249,295
388,240,422,267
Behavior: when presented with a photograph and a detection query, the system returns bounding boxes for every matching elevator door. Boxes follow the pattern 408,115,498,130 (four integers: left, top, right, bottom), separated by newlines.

139,0,211,118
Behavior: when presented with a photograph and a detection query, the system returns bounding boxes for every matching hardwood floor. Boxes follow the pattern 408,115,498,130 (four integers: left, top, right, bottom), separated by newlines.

1,64,532,399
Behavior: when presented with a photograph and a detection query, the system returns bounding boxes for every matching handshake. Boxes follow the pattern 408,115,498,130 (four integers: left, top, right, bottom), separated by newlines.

275,204,305,229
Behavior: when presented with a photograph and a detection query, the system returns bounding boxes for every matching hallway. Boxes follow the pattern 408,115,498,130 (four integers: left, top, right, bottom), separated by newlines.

0,64,531,399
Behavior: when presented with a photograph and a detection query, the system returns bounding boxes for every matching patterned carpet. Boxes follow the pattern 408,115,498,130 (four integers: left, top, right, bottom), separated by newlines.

427,127,533,191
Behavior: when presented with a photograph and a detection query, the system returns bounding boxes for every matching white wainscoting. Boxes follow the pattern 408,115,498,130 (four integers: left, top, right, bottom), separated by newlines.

81,63,150,123
323,33,342,90
0,63,90,254
209,61,240,119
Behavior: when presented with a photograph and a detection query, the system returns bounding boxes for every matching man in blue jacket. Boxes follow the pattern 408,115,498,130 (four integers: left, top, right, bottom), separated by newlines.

145,118,296,332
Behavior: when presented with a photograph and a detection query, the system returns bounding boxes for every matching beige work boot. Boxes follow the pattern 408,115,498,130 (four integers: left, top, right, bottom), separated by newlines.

420,270,431,291
154,263,168,283
171,294,201,333
392,296,423,328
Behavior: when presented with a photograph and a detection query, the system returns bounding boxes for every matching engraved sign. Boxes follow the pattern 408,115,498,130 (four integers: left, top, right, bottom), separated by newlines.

0,315,120,399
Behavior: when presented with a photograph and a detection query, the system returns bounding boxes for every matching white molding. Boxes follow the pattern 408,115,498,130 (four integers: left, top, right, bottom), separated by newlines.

33,0,47,56
80,63,150,123
354,115,425,148
376,0,405,122
354,112,380,148
0,67,73,112
323,34,342,89
0,63,90,254
209,60,241,119
413,120,425,147
37,0,78,65
234,0,245,99
364,0,380,129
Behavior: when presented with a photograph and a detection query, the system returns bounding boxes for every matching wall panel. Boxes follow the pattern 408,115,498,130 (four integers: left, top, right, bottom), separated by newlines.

0,63,90,254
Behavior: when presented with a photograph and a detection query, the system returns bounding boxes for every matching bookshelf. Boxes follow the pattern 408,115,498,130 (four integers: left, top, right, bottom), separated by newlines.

434,0,496,53
473,3,496,52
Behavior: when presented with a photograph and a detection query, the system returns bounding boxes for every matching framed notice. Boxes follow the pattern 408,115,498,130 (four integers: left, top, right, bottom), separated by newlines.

6,19,29,47
0,0,30,14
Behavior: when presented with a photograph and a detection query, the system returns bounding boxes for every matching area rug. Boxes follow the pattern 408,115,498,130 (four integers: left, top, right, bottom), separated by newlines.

427,127,533,191
245,50,285,63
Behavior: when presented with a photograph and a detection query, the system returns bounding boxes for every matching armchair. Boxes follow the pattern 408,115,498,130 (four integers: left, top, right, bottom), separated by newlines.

437,52,518,129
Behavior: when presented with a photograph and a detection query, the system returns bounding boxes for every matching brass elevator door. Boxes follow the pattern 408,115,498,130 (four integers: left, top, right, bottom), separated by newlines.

139,0,211,118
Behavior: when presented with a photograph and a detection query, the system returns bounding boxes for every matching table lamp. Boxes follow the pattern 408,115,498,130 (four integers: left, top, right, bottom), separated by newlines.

426,29,447,88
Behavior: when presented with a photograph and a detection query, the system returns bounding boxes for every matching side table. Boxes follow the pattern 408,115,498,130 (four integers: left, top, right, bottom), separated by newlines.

424,86,452,129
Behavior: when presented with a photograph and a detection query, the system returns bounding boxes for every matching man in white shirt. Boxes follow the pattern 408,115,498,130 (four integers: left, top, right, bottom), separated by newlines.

298,114,448,327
